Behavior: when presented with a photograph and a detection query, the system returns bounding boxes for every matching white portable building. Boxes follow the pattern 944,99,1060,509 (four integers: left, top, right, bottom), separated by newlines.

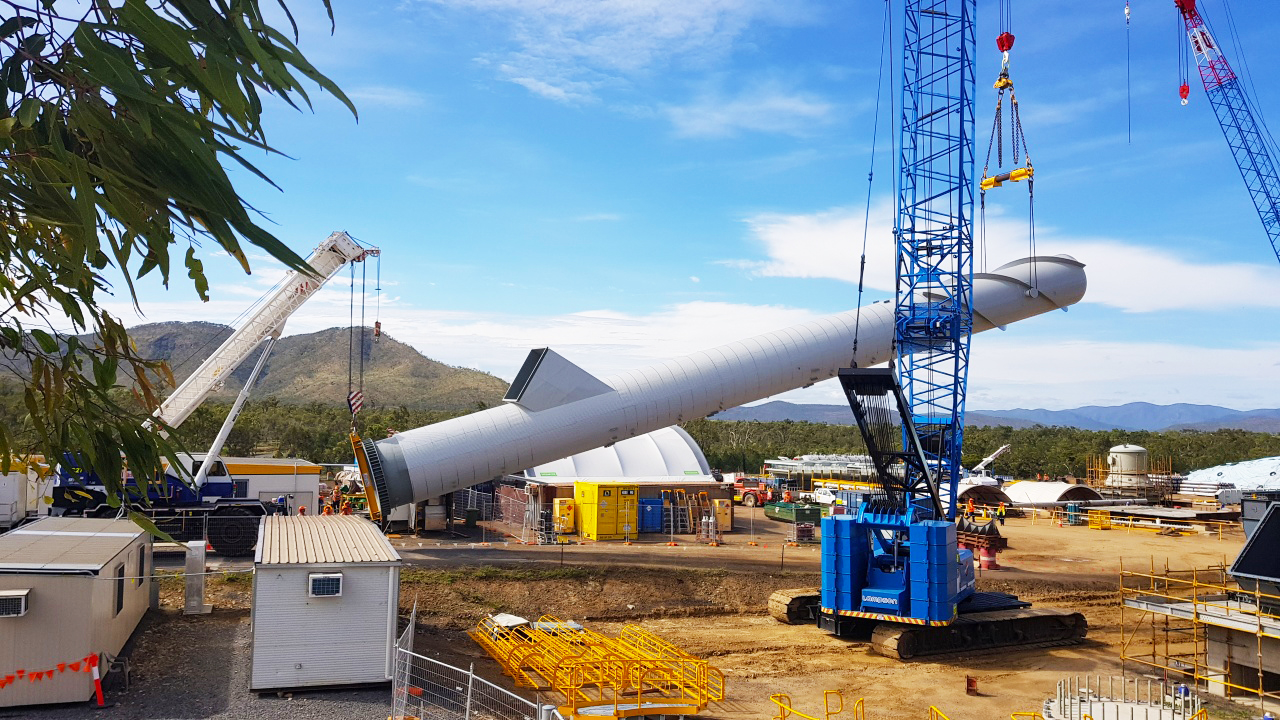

0,517,151,708
250,515,401,691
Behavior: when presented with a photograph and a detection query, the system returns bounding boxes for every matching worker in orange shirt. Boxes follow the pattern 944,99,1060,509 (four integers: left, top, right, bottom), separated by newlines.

997,502,1007,526
321,504,333,515
297,505,307,516
965,497,975,520
341,500,353,515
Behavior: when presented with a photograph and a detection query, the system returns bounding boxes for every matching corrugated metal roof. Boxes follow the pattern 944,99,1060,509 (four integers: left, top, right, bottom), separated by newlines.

256,515,400,566
0,517,145,573
523,426,711,479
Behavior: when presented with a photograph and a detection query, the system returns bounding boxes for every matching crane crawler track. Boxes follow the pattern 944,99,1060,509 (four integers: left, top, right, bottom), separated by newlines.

768,588,821,625
869,607,1087,660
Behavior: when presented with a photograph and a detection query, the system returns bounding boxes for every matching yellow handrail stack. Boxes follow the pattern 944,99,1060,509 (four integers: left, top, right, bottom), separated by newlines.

469,615,725,720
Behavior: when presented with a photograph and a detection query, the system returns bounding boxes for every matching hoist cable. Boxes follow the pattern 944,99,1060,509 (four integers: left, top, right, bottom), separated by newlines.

347,261,355,401
851,0,892,368
359,259,367,395
1028,179,1038,291
1126,1,1132,144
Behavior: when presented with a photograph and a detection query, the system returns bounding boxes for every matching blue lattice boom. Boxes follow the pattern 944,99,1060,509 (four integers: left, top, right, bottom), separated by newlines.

895,0,977,519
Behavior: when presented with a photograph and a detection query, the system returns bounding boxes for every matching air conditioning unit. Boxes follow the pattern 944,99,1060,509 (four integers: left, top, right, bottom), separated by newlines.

307,573,342,598
0,589,29,617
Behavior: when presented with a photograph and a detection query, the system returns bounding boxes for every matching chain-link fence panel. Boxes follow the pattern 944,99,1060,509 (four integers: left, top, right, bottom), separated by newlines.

391,647,563,720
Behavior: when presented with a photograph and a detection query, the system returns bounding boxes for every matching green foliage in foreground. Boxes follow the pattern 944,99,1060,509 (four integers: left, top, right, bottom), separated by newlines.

683,418,1280,477
0,0,350,508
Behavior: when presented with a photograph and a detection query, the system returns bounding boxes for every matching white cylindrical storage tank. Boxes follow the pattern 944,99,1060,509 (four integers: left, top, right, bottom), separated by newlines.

1108,444,1148,474
1107,444,1149,488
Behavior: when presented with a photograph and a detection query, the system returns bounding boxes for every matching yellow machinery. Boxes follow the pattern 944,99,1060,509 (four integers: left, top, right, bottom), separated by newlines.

350,431,383,522
1087,509,1112,530
469,614,724,720
553,498,576,533
769,691,856,720
713,498,732,533
574,482,638,541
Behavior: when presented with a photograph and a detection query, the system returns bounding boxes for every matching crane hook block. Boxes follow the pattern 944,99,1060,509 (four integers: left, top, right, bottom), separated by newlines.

980,166,1034,191
1179,84,1190,105
996,32,1015,53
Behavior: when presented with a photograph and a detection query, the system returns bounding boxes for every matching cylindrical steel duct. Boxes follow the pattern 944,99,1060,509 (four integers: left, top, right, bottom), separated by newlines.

363,255,1086,513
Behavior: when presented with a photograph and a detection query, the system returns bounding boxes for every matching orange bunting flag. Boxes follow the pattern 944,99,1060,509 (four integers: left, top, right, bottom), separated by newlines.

0,653,106,691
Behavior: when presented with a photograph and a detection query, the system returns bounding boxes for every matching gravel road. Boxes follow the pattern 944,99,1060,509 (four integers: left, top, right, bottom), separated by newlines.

12,610,390,720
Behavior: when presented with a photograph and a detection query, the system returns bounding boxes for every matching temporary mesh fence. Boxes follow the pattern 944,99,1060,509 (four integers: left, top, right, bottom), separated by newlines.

393,618,565,720
451,489,496,522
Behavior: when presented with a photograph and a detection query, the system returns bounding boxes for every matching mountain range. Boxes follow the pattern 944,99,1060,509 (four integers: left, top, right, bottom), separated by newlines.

124,322,509,412
714,400,1280,433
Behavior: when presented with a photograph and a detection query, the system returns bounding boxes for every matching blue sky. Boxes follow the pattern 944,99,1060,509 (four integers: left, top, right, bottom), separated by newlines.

103,0,1280,411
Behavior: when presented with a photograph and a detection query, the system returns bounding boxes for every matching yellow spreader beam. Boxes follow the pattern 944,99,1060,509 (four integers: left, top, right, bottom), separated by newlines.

980,165,1034,191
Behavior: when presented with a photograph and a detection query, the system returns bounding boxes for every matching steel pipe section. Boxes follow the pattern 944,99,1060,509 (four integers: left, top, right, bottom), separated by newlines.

371,255,1086,509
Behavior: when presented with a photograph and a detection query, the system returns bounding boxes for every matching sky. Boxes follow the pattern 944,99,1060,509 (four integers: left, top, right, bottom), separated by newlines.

99,0,1280,412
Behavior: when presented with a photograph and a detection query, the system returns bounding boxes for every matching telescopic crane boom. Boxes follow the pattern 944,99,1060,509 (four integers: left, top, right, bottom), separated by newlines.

971,444,1011,476
154,231,377,430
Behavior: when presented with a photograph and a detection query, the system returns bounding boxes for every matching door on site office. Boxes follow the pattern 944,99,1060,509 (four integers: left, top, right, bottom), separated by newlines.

598,489,616,536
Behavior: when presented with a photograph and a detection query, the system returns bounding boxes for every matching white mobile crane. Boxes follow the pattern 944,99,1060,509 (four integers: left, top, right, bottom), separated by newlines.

55,231,379,555
969,444,1011,480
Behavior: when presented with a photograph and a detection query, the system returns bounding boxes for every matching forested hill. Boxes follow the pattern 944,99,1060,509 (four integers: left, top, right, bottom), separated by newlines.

126,322,509,412
681,418,1280,479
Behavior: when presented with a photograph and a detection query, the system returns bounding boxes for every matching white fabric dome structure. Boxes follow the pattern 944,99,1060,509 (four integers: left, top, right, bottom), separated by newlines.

520,426,712,480
1187,456,1280,492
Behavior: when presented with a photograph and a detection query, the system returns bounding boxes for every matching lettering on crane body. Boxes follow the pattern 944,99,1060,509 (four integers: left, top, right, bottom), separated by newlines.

864,596,899,606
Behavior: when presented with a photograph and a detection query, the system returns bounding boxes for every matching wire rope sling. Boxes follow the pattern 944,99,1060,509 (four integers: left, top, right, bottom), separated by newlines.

979,0,1040,294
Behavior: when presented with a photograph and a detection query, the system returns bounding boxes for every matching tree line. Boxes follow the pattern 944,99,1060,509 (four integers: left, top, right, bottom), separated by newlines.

681,418,1280,478
0,388,1275,476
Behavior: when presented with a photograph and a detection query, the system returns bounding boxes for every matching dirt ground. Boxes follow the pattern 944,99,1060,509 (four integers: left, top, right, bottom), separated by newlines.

130,514,1251,719
383,514,1250,719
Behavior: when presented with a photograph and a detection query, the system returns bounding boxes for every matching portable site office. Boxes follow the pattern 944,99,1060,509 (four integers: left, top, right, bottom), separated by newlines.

0,517,151,708
250,515,401,691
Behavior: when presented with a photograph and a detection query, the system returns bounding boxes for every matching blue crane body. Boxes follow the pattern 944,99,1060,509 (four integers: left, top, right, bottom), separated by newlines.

769,0,1086,658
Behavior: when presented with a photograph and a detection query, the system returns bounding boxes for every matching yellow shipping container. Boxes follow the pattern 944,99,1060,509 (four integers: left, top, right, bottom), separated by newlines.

574,482,638,541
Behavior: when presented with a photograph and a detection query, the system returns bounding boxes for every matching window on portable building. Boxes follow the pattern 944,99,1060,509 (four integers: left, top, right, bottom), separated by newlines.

114,564,124,616
136,545,146,588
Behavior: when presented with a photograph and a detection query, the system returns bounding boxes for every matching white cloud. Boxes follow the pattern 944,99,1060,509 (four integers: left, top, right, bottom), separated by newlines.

346,86,427,109
424,0,810,102
689,276,701,283
762,336,1280,411
967,336,1280,410
107,291,822,384
97,256,1280,412
733,199,1280,313
664,83,835,138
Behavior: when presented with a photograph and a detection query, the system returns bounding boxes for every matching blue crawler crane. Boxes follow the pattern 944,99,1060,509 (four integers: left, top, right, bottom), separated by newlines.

768,368,1087,659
